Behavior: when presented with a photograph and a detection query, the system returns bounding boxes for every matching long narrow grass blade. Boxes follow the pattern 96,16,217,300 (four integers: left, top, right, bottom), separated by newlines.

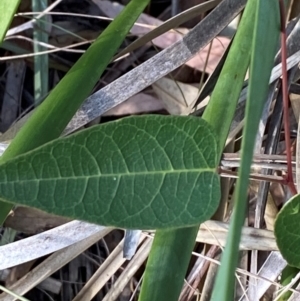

211,1,280,300
138,227,199,301
32,0,49,106
138,0,254,300
114,0,221,60
201,0,254,152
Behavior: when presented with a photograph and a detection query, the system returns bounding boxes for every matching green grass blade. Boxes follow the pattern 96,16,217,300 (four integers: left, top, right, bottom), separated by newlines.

0,0,150,224
277,265,300,300
32,0,49,105
138,227,199,300
202,2,254,152
0,116,220,229
0,284,30,301
138,1,255,300
211,1,280,300
0,0,21,44
1,0,149,160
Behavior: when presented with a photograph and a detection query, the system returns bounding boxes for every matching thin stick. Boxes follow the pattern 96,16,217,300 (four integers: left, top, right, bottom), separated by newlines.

279,0,297,195
218,167,286,184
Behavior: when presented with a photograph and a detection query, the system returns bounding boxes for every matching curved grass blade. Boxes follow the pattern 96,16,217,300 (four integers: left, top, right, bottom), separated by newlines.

0,0,21,43
0,116,220,229
211,1,280,300
138,0,255,299
0,0,150,224
114,0,221,60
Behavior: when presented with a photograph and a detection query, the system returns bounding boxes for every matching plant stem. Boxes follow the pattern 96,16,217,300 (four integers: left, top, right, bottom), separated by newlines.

279,0,297,195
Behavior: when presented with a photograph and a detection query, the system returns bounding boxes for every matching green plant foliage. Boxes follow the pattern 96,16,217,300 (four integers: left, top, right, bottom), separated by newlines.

0,116,220,229
277,265,300,300
0,0,150,224
138,226,199,301
32,0,49,105
0,0,21,43
211,0,280,299
275,194,300,268
0,0,24,226
139,0,253,299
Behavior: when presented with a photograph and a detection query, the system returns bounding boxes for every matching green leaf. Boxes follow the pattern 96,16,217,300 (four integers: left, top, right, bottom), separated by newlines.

0,0,21,44
275,194,300,268
0,115,220,230
0,0,150,224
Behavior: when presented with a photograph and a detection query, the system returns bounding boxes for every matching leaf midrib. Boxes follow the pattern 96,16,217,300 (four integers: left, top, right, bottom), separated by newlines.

3,167,217,183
